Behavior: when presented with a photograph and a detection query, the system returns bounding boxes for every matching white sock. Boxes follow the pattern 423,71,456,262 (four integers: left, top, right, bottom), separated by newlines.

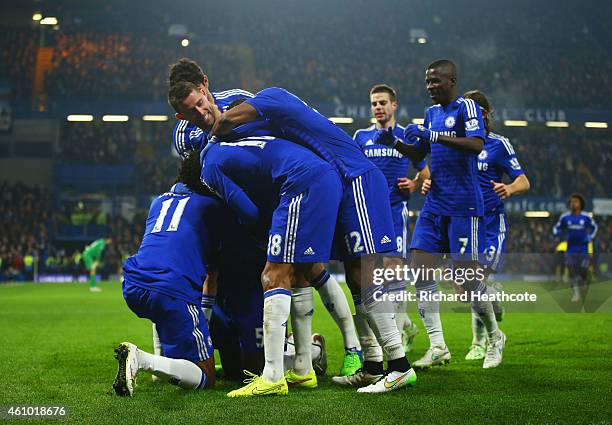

471,283,500,341
417,283,446,348
393,299,409,332
283,338,295,371
471,298,499,342
262,288,292,383
152,323,162,356
354,303,383,362
136,349,206,389
313,272,361,351
487,280,504,315
290,287,314,376
283,337,322,372
386,280,409,332
363,285,405,361
471,312,486,347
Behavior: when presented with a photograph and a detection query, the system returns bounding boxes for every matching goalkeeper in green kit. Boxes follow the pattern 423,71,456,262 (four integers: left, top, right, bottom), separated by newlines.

82,238,112,292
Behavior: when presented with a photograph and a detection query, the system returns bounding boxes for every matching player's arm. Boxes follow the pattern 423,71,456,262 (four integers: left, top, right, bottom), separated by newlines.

403,125,484,153
552,215,566,237
491,174,531,200
214,87,299,138
413,163,430,187
203,164,261,227
406,98,486,154
438,135,483,153
398,164,430,194
203,271,218,296
211,103,260,136
393,139,428,162
377,117,429,162
201,271,217,323
491,137,530,199
587,216,598,241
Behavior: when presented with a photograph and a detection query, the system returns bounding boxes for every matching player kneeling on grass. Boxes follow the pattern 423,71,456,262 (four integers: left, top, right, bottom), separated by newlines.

113,181,223,396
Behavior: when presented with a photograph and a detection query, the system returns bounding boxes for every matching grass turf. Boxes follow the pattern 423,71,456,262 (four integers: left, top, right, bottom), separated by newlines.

0,281,611,425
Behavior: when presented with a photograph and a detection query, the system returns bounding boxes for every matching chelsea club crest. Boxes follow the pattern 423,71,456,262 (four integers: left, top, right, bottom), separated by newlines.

445,116,456,128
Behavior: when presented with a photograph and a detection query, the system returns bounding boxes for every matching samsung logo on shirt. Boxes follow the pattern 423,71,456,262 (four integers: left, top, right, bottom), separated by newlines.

364,148,404,159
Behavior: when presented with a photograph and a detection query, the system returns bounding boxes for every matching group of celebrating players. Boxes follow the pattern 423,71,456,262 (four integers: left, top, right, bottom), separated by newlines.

112,57,534,397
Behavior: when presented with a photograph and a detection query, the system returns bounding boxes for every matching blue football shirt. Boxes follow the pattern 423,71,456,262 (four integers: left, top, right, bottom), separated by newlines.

553,212,597,253
200,135,338,231
419,96,485,216
354,123,427,206
477,131,525,214
123,183,224,305
245,87,376,181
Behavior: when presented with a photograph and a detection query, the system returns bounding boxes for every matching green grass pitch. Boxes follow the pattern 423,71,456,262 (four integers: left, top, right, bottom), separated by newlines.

1,281,611,425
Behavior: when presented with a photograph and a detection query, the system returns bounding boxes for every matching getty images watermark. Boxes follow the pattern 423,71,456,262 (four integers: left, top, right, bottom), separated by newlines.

371,265,538,303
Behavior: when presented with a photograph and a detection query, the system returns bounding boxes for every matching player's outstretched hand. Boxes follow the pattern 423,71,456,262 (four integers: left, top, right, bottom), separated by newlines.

421,178,432,196
404,124,439,143
373,127,397,147
491,180,512,199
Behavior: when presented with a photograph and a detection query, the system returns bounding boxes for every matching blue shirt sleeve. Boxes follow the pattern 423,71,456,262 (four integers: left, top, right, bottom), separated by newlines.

497,139,525,180
353,130,366,150
412,159,427,171
587,215,598,241
553,215,566,236
173,120,208,159
245,87,291,121
460,98,486,140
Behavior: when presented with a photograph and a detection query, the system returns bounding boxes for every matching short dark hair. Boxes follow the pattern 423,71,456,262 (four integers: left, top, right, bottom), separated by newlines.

427,59,457,78
177,149,211,195
168,81,199,113
569,193,586,210
464,90,492,131
168,58,206,86
370,84,397,102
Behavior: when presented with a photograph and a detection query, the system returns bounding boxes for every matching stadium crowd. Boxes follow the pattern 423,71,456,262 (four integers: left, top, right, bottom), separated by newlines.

0,181,143,282
0,182,49,281
1,2,610,108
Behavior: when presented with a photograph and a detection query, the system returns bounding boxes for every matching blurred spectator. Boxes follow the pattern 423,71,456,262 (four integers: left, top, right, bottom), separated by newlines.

0,182,49,281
